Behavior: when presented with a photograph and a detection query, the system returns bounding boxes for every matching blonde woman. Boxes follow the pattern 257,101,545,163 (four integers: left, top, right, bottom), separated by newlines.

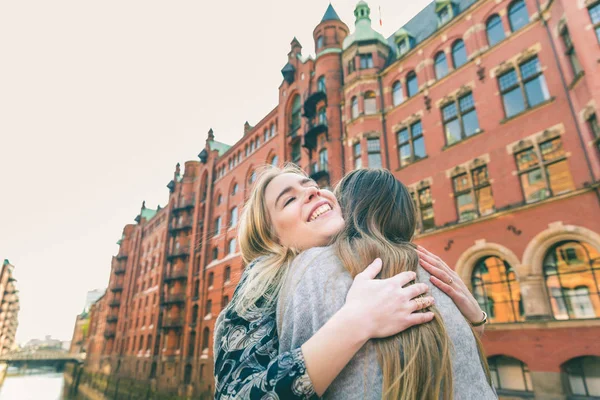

277,169,495,399
213,165,475,399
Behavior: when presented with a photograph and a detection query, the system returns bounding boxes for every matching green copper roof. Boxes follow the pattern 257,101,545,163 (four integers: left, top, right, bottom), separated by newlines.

140,207,157,221
209,140,231,156
343,1,388,50
321,4,341,22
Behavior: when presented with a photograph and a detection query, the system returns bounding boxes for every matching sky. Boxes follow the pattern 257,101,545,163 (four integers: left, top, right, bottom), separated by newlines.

0,0,431,344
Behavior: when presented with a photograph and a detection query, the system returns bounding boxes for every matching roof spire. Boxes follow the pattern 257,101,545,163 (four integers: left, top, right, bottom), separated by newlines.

321,3,341,23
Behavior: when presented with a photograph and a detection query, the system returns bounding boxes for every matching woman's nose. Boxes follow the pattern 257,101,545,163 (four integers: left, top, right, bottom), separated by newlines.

304,186,320,202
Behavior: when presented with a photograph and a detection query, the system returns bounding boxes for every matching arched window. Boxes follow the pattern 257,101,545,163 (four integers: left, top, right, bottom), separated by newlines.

290,95,302,135
188,331,196,357
508,0,529,32
543,241,600,320
392,81,403,106
316,35,324,50
231,183,238,196
406,71,418,97
202,327,210,350
364,91,377,115
319,148,328,172
317,107,327,125
228,238,236,254
248,169,257,185
212,246,219,261
351,96,359,119
229,206,238,227
224,266,231,283
563,356,600,397
488,356,533,393
471,256,524,323
192,304,198,325
208,272,214,287
486,15,506,46
451,40,467,68
271,155,279,166
317,76,326,93
434,51,449,79
205,299,212,316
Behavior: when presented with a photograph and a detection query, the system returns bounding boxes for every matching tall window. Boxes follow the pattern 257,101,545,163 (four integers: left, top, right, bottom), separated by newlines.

214,216,222,235
317,76,326,93
207,272,214,287
229,207,238,227
263,129,268,143
228,238,236,254
452,164,494,221
397,121,425,167
392,81,403,106
270,124,276,137
212,246,219,261
416,186,435,231
271,155,279,166
248,169,257,185
543,241,600,320
560,26,583,77
451,40,467,68
364,91,377,115
348,58,356,75
434,51,449,79
442,93,480,145
406,71,418,97
222,295,230,309
351,96,359,119
589,2,600,43
205,299,212,316
231,183,238,196
563,357,600,397
224,266,231,283
508,0,529,32
290,95,301,135
360,54,374,69
514,137,575,203
291,140,301,163
498,57,550,118
318,148,328,172
486,15,505,46
488,356,533,394
317,107,327,125
202,328,210,350
353,142,362,169
438,5,452,25
588,114,600,153
192,305,199,325
471,256,523,323
316,35,324,50
367,138,382,168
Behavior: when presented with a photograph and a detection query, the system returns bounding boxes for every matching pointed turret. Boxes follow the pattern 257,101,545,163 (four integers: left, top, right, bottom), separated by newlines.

321,3,341,22
343,1,388,50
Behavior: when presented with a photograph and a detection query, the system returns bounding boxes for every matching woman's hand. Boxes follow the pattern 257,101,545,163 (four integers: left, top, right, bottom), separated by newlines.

343,258,435,340
416,246,486,332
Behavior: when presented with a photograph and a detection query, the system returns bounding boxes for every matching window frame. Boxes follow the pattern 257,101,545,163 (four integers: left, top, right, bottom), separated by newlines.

397,120,425,168
508,0,530,32
360,53,374,69
353,142,362,169
451,39,468,69
589,2,600,44
488,356,533,394
289,95,302,136
486,14,506,46
441,92,480,145
351,96,359,119
498,56,550,119
434,51,449,80
228,238,236,254
406,71,419,97
451,164,495,222
366,137,382,168
392,80,404,106
414,185,435,232
364,91,377,115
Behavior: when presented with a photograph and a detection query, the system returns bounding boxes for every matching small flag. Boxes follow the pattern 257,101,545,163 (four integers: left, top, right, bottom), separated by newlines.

379,6,382,26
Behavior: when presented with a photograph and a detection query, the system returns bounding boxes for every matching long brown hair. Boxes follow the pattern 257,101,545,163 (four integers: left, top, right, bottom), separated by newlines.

333,169,455,400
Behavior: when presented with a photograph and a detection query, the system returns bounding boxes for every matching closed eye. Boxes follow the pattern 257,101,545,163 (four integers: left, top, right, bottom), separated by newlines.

284,197,295,207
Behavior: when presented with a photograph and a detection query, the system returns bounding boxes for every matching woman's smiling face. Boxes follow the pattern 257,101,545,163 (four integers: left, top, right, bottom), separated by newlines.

264,173,345,251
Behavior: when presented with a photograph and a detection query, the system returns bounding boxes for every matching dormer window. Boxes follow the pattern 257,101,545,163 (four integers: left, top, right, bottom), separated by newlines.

360,54,374,69
397,39,410,56
438,6,452,25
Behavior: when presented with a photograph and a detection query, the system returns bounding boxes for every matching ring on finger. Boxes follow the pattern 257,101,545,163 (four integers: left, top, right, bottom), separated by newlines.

414,298,423,308
448,277,454,285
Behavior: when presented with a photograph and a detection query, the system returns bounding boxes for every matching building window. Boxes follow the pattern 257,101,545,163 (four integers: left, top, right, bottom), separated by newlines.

214,216,222,235
364,91,377,115
360,54,374,69
271,155,279,166
543,241,600,320
248,169,256,185
348,58,356,74
317,107,327,125
217,194,222,205
290,95,301,136
205,299,212,316
367,138,382,168
202,328,210,350
471,256,523,323
498,57,550,119
438,5,452,25
270,124,276,137
442,93,480,145
316,35,324,50
263,129,268,143
351,96,359,119
451,39,467,68
560,26,583,77
406,71,418,97
353,142,362,169
486,14,505,46
231,183,238,196
212,247,219,261
228,238,236,254
452,164,494,221
588,113,600,153
317,76,326,93
229,207,238,227
397,38,410,56
222,295,230,309
291,140,301,163
563,356,600,397
207,271,214,288
318,148,328,172
397,120,425,167
434,51,449,80
589,2,600,43
392,81,403,106
514,137,575,203
255,137,260,148
249,140,255,153
488,356,533,394
508,0,529,32
416,186,435,231
224,266,231,283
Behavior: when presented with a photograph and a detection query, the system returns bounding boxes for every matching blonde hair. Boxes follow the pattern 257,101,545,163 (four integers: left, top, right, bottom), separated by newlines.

232,163,306,316
332,169,490,400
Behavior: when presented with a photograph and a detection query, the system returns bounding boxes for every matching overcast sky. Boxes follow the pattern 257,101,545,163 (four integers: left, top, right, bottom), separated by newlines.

0,0,431,344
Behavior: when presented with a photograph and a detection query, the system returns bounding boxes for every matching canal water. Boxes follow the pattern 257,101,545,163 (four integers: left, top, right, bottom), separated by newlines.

0,371,66,399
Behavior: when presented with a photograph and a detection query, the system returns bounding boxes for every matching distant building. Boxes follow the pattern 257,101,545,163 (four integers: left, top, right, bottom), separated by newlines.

24,335,63,350
0,260,19,355
84,289,105,312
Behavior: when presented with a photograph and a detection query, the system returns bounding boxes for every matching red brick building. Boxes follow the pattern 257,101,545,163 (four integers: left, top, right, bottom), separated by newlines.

77,0,600,398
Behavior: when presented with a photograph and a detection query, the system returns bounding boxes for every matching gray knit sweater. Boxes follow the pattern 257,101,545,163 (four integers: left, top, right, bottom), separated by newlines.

276,246,497,400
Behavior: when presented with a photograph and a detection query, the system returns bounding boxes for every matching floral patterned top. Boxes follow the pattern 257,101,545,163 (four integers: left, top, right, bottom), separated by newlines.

213,262,317,400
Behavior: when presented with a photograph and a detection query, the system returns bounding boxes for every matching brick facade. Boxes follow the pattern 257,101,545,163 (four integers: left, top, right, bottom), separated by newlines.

77,0,600,398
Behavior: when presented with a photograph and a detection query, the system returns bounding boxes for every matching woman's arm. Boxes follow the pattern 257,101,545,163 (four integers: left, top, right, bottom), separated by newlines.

416,246,487,335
